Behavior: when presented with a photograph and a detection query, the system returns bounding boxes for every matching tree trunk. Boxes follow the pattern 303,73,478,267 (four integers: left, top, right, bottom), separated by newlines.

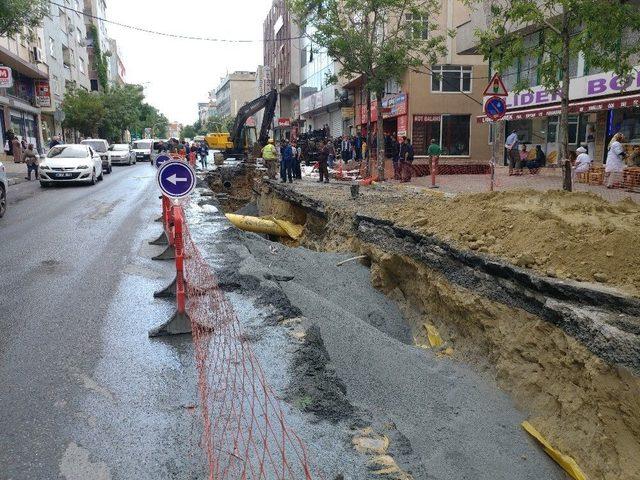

365,80,372,177
560,7,572,191
375,94,385,181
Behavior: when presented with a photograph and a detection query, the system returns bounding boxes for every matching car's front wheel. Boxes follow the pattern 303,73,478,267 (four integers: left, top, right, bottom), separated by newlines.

98,169,104,181
0,184,6,218
89,170,97,185
106,165,112,174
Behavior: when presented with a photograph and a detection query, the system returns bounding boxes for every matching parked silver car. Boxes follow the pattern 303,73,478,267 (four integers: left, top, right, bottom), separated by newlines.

80,139,112,174
0,161,7,218
109,143,136,165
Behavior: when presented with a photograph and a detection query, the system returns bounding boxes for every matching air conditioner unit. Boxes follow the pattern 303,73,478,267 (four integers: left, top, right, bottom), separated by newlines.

31,46,43,63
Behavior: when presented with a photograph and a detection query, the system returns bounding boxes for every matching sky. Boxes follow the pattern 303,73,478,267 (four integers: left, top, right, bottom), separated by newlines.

106,0,273,126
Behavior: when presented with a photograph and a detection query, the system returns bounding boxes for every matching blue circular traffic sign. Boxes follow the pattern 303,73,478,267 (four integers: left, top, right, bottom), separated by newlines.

155,154,170,169
157,161,196,198
484,96,507,121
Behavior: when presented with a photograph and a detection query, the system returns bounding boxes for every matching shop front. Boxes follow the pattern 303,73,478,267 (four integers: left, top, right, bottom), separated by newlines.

355,92,408,140
478,67,640,165
412,114,471,157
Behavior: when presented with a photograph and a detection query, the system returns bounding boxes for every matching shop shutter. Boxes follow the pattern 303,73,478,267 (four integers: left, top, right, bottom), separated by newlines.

330,109,343,138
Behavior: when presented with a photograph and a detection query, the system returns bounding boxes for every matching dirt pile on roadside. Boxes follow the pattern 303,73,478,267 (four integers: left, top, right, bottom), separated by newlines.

286,182,640,296
376,189,640,296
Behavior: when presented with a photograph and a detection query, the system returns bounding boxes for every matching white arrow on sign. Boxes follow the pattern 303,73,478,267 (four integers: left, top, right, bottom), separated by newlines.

167,173,189,185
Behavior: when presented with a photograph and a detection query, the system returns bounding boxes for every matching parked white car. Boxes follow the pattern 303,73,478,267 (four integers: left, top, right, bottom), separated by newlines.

81,139,112,174
39,144,103,187
0,161,7,218
132,139,154,161
109,143,136,165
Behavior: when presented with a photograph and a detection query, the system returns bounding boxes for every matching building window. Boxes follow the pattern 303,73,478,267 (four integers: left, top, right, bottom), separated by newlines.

76,28,82,44
405,13,428,40
49,37,55,58
385,79,401,95
62,45,71,68
441,115,470,155
431,65,472,93
413,114,471,156
90,79,99,91
79,57,85,74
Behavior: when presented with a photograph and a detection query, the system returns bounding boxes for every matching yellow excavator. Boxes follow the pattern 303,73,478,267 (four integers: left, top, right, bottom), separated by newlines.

205,89,278,158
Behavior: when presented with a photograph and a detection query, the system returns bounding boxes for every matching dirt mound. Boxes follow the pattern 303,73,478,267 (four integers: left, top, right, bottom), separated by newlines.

376,189,640,296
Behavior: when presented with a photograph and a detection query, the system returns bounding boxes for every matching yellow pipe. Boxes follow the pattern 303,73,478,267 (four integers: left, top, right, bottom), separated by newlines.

225,213,302,239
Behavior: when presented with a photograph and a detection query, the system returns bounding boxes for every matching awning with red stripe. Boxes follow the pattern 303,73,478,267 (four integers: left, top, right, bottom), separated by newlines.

477,93,640,123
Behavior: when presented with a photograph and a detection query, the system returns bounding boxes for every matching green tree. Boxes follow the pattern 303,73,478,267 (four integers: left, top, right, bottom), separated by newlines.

0,0,48,37
99,84,145,142
181,124,198,139
205,114,235,133
88,24,109,91
466,0,640,190
136,103,168,138
290,0,447,179
61,88,105,138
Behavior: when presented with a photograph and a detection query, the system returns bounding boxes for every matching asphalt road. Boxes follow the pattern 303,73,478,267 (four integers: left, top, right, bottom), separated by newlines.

0,164,206,479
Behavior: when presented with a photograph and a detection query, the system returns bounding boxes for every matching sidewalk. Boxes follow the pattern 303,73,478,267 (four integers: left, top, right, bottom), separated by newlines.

2,159,32,186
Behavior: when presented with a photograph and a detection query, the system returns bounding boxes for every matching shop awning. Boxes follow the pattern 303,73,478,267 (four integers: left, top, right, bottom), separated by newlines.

477,93,640,123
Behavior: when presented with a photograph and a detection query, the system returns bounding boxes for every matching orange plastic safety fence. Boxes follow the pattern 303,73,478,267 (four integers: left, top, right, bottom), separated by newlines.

180,219,317,480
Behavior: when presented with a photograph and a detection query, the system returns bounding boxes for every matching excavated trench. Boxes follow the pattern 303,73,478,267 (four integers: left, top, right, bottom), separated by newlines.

207,168,640,480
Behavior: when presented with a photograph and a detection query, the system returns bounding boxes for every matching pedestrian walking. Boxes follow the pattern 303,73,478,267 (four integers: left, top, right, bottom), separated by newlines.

280,140,294,183
327,138,336,169
401,137,414,182
605,132,626,188
340,135,351,165
262,139,278,179
292,141,302,179
23,144,39,180
199,142,209,169
354,133,363,160
318,140,330,183
505,130,520,175
11,135,23,164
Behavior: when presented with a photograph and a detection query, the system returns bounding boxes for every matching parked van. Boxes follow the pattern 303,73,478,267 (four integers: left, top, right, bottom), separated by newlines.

132,139,154,161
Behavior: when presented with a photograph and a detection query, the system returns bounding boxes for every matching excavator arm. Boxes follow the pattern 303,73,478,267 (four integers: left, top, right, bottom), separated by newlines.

229,89,278,152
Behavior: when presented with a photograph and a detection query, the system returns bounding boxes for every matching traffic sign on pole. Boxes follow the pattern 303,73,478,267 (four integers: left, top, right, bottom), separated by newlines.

483,73,508,96
157,161,196,198
484,96,507,121
155,154,171,169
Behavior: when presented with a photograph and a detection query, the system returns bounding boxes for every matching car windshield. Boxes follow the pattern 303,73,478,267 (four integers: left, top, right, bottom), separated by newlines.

133,141,152,149
82,140,107,153
109,144,129,151
47,146,88,159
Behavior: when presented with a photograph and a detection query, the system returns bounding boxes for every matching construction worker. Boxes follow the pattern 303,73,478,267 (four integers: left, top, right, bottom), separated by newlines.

262,139,278,179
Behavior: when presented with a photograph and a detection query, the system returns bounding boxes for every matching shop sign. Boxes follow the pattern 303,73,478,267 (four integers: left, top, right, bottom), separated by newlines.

414,114,442,123
381,92,408,118
341,107,354,119
397,115,408,137
506,66,640,110
359,102,378,124
278,117,291,127
0,66,13,88
35,80,52,108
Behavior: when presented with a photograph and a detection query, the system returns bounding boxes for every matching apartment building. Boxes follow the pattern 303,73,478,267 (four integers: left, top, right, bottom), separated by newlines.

457,2,640,165
168,122,182,139
263,0,301,140
108,38,126,86
215,71,257,117
347,1,490,162
42,1,91,141
83,0,111,91
0,27,49,156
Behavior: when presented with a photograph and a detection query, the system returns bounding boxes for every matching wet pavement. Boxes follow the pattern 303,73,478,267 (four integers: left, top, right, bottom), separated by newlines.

0,164,206,479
